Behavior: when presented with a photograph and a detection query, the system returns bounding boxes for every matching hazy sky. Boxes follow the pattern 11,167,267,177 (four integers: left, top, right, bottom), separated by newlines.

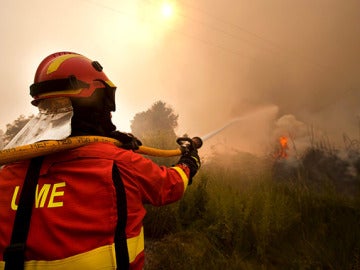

1,0,359,154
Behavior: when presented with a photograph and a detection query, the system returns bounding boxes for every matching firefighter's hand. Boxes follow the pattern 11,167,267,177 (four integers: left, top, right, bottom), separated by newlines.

110,131,142,150
177,147,201,185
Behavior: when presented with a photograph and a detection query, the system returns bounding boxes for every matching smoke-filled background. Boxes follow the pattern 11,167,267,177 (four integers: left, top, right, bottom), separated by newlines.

1,0,359,155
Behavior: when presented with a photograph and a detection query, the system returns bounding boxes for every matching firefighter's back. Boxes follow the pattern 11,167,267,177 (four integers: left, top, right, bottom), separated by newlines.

0,145,120,269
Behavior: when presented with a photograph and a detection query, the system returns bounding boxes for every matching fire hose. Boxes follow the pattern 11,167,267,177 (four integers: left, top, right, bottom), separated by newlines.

0,117,244,166
0,136,203,166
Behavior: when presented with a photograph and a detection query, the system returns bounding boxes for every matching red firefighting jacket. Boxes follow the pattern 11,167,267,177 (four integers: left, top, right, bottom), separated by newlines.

0,142,190,269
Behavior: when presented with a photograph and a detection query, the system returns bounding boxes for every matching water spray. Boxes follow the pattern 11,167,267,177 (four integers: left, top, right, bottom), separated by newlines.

201,105,278,142
200,117,243,141
180,105,278,156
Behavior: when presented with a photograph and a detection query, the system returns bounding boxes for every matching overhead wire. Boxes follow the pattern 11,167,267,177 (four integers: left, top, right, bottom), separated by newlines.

144,0,337,75
75,0,358,142
78,0,283,64
143,0,278,63
143,0,358,112
140,0,262,62
81,0,340,77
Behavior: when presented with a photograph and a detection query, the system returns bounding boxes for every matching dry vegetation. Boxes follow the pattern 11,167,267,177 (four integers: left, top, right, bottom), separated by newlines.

144,140,360,270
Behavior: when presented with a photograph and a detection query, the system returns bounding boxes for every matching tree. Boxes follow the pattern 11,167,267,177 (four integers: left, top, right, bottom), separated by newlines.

130,101,179,166
131,101,183,239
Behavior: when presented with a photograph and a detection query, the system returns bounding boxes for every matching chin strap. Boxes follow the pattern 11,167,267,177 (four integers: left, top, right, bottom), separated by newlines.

0,136,182,166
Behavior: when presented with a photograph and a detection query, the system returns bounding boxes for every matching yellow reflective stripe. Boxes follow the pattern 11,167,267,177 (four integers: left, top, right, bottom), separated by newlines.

37,83,114,99
127,227,144,263
105,80,116,88
192,156,201,168
172,166,189,191
0,244,117,270
38,89,82,98
47,54,81,74
0,229,145,269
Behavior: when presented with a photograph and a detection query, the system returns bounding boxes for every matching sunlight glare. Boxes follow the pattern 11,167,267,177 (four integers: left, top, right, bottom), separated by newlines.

161,2,174,19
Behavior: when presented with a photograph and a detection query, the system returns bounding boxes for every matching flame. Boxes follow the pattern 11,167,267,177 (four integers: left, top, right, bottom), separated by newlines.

275,136,289,158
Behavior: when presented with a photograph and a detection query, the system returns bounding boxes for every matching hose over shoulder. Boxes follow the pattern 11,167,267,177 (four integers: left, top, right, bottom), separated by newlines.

0,136,183,165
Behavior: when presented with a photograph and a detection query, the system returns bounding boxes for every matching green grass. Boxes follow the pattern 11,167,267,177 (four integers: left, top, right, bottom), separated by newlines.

144,151,360,270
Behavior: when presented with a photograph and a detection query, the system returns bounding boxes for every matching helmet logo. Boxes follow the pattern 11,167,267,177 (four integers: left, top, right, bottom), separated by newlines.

47,54,82,75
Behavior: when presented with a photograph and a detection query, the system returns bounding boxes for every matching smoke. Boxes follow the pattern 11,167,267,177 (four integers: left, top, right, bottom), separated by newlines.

0,0,359,160
169,0,360,158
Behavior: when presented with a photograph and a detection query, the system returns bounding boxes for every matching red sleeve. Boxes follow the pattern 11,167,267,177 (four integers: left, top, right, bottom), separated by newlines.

115,152,190,206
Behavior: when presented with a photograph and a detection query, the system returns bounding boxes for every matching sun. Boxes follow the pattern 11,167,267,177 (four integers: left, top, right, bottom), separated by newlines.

160,1,175,19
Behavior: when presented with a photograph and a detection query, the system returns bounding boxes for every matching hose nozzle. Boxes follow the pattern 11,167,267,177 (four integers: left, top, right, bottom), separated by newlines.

176,136,203,154
191,136,203,149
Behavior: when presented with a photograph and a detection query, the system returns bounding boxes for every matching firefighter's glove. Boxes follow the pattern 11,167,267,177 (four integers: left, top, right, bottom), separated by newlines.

177,148,201,185
110,131,142,150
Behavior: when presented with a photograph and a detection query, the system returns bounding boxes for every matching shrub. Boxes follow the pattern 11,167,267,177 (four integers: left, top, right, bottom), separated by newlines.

144,150,360,269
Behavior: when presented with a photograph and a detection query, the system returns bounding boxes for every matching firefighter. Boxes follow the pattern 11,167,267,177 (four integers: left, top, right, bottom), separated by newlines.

0,52,200,270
